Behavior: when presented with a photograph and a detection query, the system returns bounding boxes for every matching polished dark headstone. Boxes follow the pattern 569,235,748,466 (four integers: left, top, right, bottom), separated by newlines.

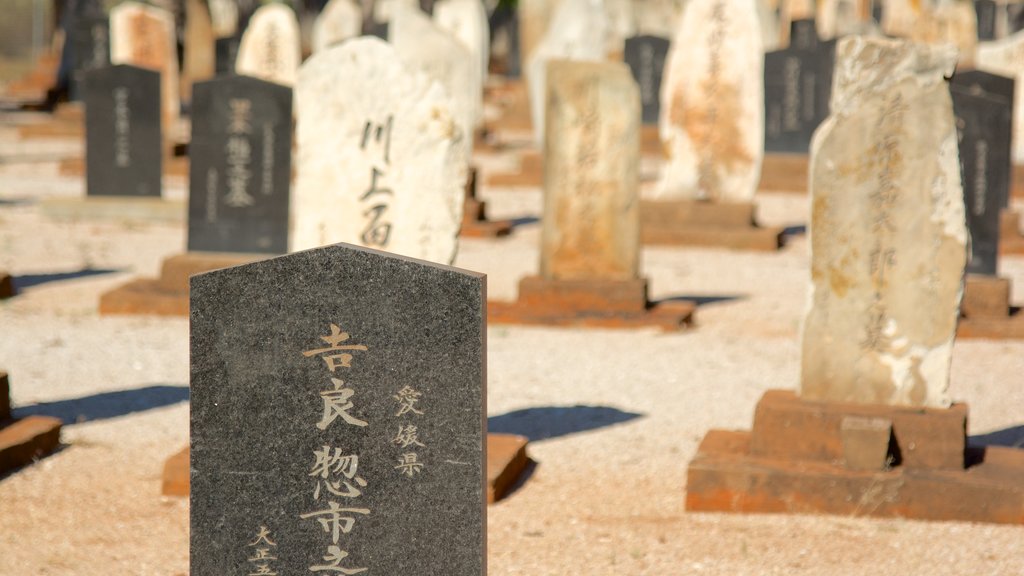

188,75,292,254
976,0,997,40
216,36,241,76
190,243,486,576
624,35,670,125
951,71,1014,276
69,16,110,101
764,20,836,153
84,65,162,197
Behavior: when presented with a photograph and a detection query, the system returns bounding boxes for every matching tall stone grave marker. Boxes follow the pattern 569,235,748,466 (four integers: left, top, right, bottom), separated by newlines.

84,65,162,197
68,7,110,101
292,38,467,264
912,2,978,68
236,3,302,86
624,35,670,125
656,0,763,203
977,30,1024,163
977,0,998,40
803,37,965,408
435,0,490,90
182,0,216,101
518,0,560,79
190,242,486,575
312,0,362,52
764,20,837,153
188,76,293,254
110,2,180,133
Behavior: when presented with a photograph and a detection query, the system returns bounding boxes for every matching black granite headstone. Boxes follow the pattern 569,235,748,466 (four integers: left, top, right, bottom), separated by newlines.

624,35,670,125
976,0,997,40
1008,4,1024,34
84,65,162,197
188,75,292,254
190,242,486,576
951,71,1014,276
69,16,110,101
216,36,242,76
764,20,836,153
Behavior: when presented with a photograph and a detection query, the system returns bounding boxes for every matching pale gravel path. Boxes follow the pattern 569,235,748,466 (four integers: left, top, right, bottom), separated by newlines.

0,123,1022,575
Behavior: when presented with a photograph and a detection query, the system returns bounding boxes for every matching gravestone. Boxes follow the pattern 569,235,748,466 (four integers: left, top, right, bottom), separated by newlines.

291,38,467,264
977,31,1024,163
434,0,490,88
1009,4,1024,34
190,242,485,576
912,2,978,68
84,65,162,197
880,0,920,37
210,0,240,37
764,20,837,153
541,59,640,281
624,35,670,125
182,0,216,102
656,0,763,203
216,36,242,75
803,36,965,408
633,0,680,39
236,3,302,86
977,0,997,40
518,0,560,80
188,76,293,254
110,1,180,133
69,15,110,101
950,70,1013,276
312,0,362,52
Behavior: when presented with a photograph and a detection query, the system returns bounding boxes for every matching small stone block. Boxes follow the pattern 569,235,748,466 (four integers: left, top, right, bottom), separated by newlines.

157,252,270,292
639,200,782,251
162,446,190,497
0,371,9,421
1000,209,1024,254
99,279,189,316
0,272,14,299
840,416,893,471
0,416,62,473
640,199,755,228
488,433,529,504
962,275,1011,318
517,276,648,313
758,152,809,193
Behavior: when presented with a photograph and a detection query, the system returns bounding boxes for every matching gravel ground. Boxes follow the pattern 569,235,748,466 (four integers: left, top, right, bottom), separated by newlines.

1,113,1023,575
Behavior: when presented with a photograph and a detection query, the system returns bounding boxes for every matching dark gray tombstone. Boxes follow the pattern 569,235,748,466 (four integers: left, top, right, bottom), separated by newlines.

976,0,997,40
69,16,110,101
951,70,1014,276
190,242,486,576
84,65,162,197
764,20,836,153
216,36,242,75
188,75,292,254
624,35,670,125
1008,4,1024,34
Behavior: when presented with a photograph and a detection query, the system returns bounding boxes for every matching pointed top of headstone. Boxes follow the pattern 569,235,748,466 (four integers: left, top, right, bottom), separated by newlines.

312,0,362,52
236,3,302,86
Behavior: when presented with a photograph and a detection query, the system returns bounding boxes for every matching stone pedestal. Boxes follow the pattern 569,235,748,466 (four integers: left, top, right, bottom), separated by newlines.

0,372,62,475
0,272,14,299
687,389,1024,524
957,274,1024,339
461,168,513,238
100,252,269,316
758,152,809,193
488,276,695,331
640,199,784,251
161,445,190,497
1000,209,1024,255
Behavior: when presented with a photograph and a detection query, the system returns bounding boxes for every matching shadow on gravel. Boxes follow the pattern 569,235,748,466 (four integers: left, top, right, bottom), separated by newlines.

14,385,189,425
656,294,744,307
970,425,1024,449
508,216,539,229
488,405,643,442
13,268,122,290
782,224,807,237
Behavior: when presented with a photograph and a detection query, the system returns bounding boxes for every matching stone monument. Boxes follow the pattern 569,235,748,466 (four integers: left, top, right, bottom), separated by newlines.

236,3,302,86
0,372,62,475
312,0,362,52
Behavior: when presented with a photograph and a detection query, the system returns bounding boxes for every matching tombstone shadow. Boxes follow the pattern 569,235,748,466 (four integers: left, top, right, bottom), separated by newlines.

12,268,122,291
969,425,1024,449
782,224,807,238
0,197,35,206
508,216,540,230
654,294,745,308
13,384,190,425
488,405,644,442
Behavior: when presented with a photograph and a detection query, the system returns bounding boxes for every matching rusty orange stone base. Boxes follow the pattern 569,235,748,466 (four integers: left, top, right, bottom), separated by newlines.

462,167,513,238
687,390,1024,524
640,199,784,251
162,445,190,497
59,155,189,179
0,372,62,474
0,271,14,299
641,125,664,158
489,276,695,331
100,252,269,316
758,152,809,194
957,275,1024,339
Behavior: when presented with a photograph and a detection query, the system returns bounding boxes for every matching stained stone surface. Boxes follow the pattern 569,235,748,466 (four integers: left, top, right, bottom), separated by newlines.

188,76,292,254
236,3,302,86
540,60,640,281
390,4,479,149
110,1,180,131
912,2,978,68
802,36,966,408
764,20,836,153
190,242,485,576
518,0,560,80
655,0,763,202
182,0,216,101
624,35,670,125
950,70,1013,276
526,0,607,145
312,0,362,52
434,0,490,95
84,65,162,197
977,31,1024,163
291,38,466,264
209,0,239,37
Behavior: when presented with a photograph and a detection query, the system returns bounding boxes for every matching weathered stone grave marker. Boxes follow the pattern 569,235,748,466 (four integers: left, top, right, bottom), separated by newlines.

190,243,486,575
312,0,362,52
764,20,836,154
68,7,110,101
110,1,180,137
182,0,216,103
236,3,302,86
434,0,490,92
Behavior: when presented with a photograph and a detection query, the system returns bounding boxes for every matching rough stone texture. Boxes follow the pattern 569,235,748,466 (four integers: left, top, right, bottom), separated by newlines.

802,37,965,408
391,4,479,155
434,0,490,114
839,416,893,471
292,38,466,264
961,274,1010,318
526,0,607,146
912,2,978,69
236,3,302,86
312,0,361,52
977,31,1024,163
182,0,216,102
639,199,785,251
540,60,639,282
110,1,180,133
655,0,763,203
190,242,485,576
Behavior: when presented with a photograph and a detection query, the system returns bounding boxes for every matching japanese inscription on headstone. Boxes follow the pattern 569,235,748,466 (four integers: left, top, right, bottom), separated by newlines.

69,15,110,101
624,35,670,125
110,1,180,133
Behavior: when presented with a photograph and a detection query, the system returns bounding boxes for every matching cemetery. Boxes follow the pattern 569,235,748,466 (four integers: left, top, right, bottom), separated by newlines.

0,0,1023,574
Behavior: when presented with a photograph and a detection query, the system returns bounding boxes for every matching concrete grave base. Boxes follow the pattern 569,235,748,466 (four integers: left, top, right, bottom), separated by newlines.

485,149,542,188
462,168,513,238
100,252,270,316
640,199,785,252
956,274,1024,339
687,389,1024,524
0,372,62,475
0,272,14,299
488,276,695,331
758,152,809,194
163,433,531,503
59,154,189,179
40,196,186,224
